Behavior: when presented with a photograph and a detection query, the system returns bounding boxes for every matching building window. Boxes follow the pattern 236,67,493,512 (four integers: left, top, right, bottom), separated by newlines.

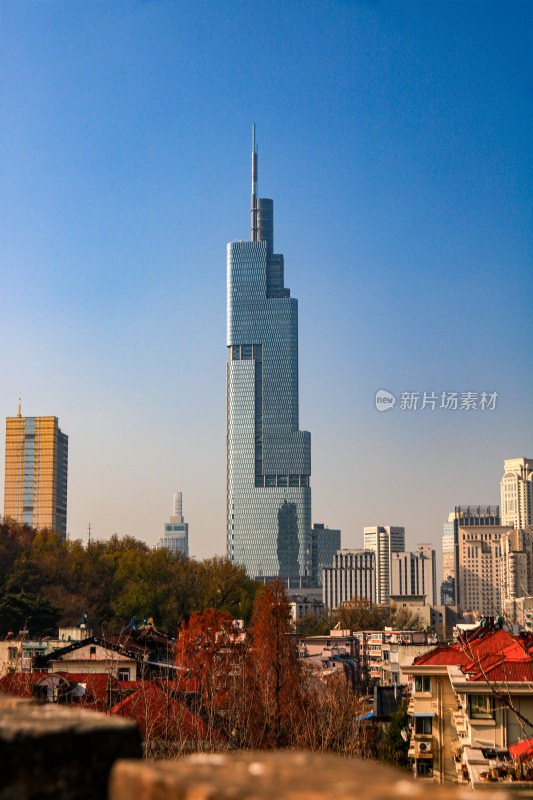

415,716,432,734
414,675,431,693
468,694,494,720
118,668,131,681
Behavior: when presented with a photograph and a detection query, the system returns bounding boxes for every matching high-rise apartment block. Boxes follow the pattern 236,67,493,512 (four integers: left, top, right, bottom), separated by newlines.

323,549,376,609
500,527,533,614
226,129,311,581
363,525,405,604
155,491,189,557
501,458,533,529
441,505,501,606
311,523,341,586
458,524,511,616
391,544,437,604
4,410,68,536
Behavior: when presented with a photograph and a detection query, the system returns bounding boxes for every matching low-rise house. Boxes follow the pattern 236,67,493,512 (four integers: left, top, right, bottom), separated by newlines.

356,629,432,685
287,595,325,627
297,629,360,688
408,623,533,787
34,628,176,680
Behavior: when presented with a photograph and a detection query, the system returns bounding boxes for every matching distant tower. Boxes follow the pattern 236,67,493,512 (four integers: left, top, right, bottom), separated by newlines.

4,407,68,537
226,127,312,581
155,491,189,557
501,458,533,529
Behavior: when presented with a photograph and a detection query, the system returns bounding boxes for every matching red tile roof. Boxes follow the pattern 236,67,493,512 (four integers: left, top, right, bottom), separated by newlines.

413,627,533,683
109,681,209,741
509,739,533,761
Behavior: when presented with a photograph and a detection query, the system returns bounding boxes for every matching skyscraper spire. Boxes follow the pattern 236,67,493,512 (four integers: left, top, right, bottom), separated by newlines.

251,123,258,241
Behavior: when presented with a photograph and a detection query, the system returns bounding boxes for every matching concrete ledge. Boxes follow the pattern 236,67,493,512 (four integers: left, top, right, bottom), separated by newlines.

0,695,141,800
110,751,462,800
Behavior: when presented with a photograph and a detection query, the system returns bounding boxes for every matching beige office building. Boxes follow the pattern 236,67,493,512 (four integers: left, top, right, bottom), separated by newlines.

457,524,511,616
500,457,533,529
4,411,68,536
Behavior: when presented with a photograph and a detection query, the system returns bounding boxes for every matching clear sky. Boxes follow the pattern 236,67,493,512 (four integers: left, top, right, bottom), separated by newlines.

1,0,532,567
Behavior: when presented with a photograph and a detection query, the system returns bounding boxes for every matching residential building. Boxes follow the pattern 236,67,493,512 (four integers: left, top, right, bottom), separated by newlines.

408,624,533,786
311,523,341,585
4,407,68,536
323,549,375,609
500,526,533,620
297,629,360,688
356,628,431,685
287,594,324,626
35,627,176,681
155,491,189,557
226,128,311,581
500,458,533,529
389,594,463,642
441,506,501,606
458,523,511,616
504,596,533,631
363,525,405,604
391,544,437,604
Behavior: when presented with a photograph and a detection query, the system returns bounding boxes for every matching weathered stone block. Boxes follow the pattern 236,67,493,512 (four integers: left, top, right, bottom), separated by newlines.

0,694,141,800
110,751,465,800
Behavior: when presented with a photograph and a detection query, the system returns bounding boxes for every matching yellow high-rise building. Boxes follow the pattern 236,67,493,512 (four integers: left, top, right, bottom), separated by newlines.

4,409,68,536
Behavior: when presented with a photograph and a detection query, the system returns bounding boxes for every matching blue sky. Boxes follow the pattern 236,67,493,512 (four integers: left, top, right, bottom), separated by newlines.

1,0,532,565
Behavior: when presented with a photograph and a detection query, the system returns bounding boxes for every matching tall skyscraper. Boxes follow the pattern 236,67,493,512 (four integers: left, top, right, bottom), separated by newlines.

441,505,501,606
501,458,533,529
311,522,341,586
226,128,311,581
155,491,189,557
363,525,405,604
4,408,68,536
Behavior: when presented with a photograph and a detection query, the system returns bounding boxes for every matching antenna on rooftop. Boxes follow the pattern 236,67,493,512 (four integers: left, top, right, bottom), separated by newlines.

251,124,258,241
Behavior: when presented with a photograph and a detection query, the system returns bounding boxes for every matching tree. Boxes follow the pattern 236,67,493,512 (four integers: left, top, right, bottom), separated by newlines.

382,700,409,766
175,608,244,741
0,593,61,638
335,598,389,632
246,579,303,747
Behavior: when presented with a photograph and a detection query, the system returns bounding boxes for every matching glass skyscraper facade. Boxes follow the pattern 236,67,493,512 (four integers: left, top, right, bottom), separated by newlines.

226,130,311,581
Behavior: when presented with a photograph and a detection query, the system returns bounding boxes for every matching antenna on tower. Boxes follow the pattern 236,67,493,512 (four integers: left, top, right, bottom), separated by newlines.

88,523,91,546
17,393,21,417
251,124,258,241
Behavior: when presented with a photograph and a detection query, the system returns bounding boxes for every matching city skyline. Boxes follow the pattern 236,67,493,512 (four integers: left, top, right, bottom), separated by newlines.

0,1,531,559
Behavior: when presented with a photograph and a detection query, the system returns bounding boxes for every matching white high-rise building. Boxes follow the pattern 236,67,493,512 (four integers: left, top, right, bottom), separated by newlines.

323,549,376,609
155,491,189,557
501,458,533,529
391,544,437,604
363,525,405,604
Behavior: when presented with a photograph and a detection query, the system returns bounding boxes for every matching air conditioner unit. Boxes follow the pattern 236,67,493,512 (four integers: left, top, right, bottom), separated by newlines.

417,741,432,755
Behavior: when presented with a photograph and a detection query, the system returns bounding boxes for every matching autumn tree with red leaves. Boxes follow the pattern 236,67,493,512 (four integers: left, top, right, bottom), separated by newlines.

246,579,303,748
175,609,245,741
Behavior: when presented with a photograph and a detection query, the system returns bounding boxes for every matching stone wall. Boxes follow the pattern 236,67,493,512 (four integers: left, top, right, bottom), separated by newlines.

0,694,140,800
